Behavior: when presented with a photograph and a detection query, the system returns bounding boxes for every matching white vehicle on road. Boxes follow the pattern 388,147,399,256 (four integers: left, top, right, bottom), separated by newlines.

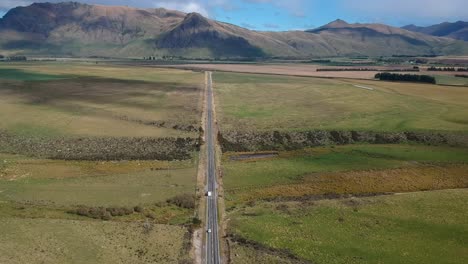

206,191,212,197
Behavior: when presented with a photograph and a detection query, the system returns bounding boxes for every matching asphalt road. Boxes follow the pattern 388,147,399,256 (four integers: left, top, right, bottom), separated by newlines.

205,71,221,264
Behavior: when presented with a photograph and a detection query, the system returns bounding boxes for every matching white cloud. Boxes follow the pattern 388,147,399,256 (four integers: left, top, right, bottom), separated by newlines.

264,23,280,29
342,0,468,21
154,1,209,16
1,0,466,24
0,0,35,10
245,0,306,17
0,0,214,16
241,22,256,29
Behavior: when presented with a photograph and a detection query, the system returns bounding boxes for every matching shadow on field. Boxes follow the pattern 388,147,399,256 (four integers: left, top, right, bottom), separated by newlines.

0,68,68,81
0,77,199,109
0,75,202,133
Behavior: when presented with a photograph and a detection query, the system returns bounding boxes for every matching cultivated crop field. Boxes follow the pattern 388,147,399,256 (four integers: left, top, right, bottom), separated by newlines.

215,71,468,263
0,62,204,263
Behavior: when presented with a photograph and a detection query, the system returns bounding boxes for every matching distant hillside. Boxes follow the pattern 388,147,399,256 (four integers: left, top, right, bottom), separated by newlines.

0,2,467,58
154,12,265,58
402,21,468,41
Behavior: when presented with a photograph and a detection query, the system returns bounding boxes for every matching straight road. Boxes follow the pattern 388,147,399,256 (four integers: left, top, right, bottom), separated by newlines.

205,72,221,264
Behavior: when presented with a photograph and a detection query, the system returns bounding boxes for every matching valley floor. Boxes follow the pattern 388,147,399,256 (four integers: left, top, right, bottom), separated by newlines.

0,61,467,263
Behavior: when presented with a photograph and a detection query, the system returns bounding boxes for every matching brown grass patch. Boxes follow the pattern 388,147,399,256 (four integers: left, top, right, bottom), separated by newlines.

234,164,468,201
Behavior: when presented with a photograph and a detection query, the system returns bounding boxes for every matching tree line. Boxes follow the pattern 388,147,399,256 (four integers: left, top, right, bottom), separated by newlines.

375,72,436,84
317,67,419,72
427,66,468,72
0,55,27,61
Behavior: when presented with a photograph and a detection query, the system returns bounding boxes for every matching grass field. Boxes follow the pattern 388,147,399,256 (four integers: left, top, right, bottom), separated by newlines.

0,218,189,264
435,75,468,86
0,63,204,139
223,144,468,202
0,149,197,262
224,143,468,263
0,152,199,226
229,243,304,264
0,62,203,263
0,153,197,207
0,62,203,83
214,70,468,263
214,72,468,133
229,189,468,264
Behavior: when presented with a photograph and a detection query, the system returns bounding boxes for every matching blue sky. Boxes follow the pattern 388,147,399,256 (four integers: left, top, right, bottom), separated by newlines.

1,0,467,31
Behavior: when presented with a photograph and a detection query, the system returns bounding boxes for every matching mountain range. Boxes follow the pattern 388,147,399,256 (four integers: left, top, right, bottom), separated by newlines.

402,21,468,41
0,2,467,58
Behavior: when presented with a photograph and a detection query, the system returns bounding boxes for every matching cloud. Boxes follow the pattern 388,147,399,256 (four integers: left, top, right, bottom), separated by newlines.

241,22,256,29
0,0,212,16
263,23,279,29
0,0,34,10
2,0,466,27
0,0,246,18
245,0,306,17
153,1,208,16
303,24,316,30
342,0,468,21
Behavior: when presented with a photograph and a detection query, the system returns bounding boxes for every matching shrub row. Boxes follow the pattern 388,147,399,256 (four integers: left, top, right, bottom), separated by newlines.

317,68,419,72
375,72,436,84
0,56,27,61
427,67,468,72
116,115,200,133
218,130,468,152
455,74,468,78
0,131,199,161
68,206,144,220
166,194,196,209
228,233,308,263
